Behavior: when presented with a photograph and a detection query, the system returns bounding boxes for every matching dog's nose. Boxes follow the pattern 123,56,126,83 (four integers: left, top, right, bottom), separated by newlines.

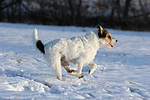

116,40,118,42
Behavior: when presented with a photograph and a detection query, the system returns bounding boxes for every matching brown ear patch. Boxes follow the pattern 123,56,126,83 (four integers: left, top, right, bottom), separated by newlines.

99,30,109,38
96,25,108,38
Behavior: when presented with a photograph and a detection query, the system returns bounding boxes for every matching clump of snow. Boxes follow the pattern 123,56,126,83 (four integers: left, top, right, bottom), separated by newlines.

0,22,150,99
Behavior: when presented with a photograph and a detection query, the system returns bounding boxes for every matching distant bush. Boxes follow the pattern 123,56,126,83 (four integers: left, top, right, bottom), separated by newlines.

0,0,150,31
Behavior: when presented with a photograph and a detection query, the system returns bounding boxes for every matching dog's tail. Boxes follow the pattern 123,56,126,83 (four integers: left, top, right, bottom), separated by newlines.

33,28,45,54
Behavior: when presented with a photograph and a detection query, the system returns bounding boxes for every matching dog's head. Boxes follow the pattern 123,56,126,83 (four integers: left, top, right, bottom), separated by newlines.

96,25,117,49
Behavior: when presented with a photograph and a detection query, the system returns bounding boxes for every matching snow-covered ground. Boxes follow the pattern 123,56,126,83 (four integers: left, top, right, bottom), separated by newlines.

0,22,150,100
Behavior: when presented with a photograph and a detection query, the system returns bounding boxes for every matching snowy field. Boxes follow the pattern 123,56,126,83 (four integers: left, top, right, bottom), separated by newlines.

0,22,150,100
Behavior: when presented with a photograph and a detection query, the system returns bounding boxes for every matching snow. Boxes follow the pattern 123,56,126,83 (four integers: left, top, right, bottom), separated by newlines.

0,22,150,100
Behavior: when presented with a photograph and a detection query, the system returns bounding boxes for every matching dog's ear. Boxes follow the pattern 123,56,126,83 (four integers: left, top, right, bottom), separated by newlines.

96,25,104,38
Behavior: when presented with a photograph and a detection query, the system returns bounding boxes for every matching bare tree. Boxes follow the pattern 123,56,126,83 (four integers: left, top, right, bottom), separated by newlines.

0,0,4,21
110,0,121,21
68,0,76,25
123,0,131,19
76,0,82,21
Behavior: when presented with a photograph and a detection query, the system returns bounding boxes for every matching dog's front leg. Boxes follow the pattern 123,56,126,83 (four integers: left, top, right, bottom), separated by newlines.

89,62,97,74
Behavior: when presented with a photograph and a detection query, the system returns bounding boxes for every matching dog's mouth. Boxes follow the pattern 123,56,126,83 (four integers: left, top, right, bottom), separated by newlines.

109,43,113,47
108,43,113,48
102,38,117,49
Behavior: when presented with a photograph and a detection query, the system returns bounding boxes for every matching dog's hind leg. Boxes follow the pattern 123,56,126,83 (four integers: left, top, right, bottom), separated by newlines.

89,62,97,74
61,58,72,73
47,55,62,80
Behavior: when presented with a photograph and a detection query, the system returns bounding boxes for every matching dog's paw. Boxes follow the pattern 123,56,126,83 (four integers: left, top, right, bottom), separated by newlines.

89,66,97,74
57,76,62,80
78,74,84,79
68,70,75,74
89,69,94,74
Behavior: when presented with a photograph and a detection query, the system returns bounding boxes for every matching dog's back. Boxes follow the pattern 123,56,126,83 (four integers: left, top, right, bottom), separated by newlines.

44,33,100,63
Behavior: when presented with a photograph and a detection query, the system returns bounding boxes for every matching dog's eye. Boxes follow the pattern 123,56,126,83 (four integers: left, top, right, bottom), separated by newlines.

108,36,111,39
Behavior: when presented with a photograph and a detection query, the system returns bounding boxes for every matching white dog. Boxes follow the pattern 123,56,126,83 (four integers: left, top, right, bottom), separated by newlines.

33,25,117,80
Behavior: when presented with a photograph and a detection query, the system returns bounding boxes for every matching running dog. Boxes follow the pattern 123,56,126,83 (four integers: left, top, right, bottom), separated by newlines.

33,25,117,80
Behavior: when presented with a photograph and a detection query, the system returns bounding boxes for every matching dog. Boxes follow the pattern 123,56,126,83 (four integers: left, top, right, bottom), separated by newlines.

33,25,117,80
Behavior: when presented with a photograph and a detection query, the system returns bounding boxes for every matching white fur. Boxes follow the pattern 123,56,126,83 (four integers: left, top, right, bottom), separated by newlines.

33,28,39,44
33,29,116,80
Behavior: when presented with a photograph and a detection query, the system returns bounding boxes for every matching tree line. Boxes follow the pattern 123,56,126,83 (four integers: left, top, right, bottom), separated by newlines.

0,0,150,31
